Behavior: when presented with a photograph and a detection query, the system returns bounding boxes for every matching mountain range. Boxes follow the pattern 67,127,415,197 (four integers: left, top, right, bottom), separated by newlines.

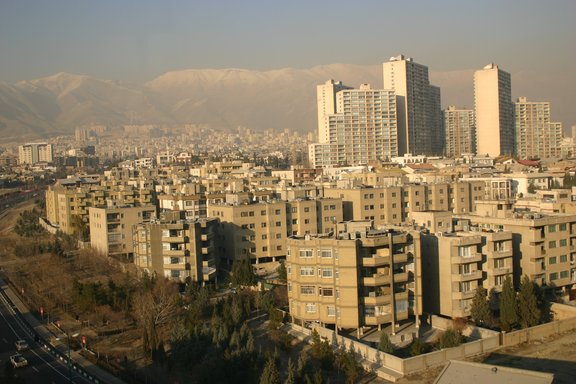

1,63,569,142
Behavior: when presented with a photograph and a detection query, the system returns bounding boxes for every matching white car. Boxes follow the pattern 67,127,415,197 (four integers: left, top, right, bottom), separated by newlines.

10,354,28,368
15,339,28,351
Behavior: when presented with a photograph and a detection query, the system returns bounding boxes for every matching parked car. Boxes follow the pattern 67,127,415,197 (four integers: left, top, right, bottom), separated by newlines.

10,354,28,368
15,339,28,352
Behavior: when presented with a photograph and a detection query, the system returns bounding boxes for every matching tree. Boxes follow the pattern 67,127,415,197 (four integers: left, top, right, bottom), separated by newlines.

260,357,280,384
527,180,537,194
518,275,540,328
14,209,44,238
231,256,256,287
410,338,424,356
133,277,180,359
499,276,518,332
284,358,296,384
438,329,463,349
378,332,394,354
277,260,287,281
470,286,491,325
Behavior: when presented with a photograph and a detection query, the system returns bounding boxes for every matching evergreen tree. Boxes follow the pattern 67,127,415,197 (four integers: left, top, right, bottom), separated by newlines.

231,256,256,287
410,338,424,356
277,260,287,281
518,275,540,328
284,358,296,384
378,332,394,354
260,357,280,384
499,276,518,332
470,286,491,325
439,329,463,349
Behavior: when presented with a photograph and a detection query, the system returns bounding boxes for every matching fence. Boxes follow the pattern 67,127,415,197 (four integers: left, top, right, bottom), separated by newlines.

288,302,576,381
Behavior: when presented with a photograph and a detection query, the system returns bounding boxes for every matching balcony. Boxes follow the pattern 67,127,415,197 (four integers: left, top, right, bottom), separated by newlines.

392,252,408,264
202,266,217,281
451,253,482,264
491,249,513,259
452,290,475,300
364,313,393,326
107,234,122,244
163,249,188,256
201,233,213,242
364,291,391,306
453,270,483,282
202,246,213,255
363,274,391,286
395,291,409,302
162,236,187,243
362,255,390,267
392,272,409,283
492,267,511,276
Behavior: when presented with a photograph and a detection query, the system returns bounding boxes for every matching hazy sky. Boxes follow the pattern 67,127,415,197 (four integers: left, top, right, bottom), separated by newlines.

1,0,575,124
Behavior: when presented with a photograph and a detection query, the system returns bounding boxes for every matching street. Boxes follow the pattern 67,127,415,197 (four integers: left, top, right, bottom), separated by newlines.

0,282,94,384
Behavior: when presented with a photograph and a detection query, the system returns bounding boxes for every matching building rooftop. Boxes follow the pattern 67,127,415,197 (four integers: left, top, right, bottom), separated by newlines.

434,360,554,384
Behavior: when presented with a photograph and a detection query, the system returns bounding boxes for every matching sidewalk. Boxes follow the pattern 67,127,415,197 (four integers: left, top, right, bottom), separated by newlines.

1,276,127,384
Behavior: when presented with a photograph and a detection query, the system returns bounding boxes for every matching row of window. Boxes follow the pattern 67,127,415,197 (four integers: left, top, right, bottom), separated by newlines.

299,286,336,297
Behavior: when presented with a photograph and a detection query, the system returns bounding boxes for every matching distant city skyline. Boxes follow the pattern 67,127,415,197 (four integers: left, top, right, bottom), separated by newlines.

1,0,575,128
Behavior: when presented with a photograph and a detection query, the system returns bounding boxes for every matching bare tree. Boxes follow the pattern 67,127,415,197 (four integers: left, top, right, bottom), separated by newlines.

133,277,180,358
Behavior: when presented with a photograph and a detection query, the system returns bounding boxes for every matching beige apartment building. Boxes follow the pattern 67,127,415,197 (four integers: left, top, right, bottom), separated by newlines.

474,63,514,157
317,80,353,144
323,181,486,227
287,221,421,332
89,205,156,259
420,220,513,319
383,55,442,155
458,201,576,293
18,142,54,165
133,214,219,283
515,97,563,160
208,197,343,270
444,106,475,157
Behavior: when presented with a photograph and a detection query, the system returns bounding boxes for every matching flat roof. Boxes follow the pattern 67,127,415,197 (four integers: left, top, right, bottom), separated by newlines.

434,360,554,384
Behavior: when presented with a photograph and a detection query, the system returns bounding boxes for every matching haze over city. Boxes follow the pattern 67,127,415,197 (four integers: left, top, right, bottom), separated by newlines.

1,0,575,132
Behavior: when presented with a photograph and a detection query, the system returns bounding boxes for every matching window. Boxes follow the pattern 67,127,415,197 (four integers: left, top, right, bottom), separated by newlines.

495,275,505,286
494,259,505,268
560,270,569,279
305,303,317,313
459,281,472,292
320,249,332,258
299,249,313,258
320,287,333,296
458,246,471,257
327,306,336,317
261,210,266,215
560,223,567,231
276,233,281,239
549,241,557,249
304,207,310,212
276,245,282,251
275,221,281,227
300,267,314,276
262,246,268,252
549,272,558,281
262,234,267,240
320,268,333,278
275,209,281,215
300,285,315,295
560,239,567,247
548,224,556,233
549,256,557,265
560,254,568,263
261,222,267,228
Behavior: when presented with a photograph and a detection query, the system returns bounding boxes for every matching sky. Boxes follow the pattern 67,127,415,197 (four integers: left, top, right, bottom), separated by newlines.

1,0,575,124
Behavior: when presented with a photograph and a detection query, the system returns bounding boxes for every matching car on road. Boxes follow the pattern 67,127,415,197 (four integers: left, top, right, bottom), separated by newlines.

15,339,28,351
10,354,28,368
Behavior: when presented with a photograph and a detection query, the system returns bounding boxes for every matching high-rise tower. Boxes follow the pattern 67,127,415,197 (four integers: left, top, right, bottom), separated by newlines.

317,80,352,144
383,55,442,156
515,97,563,159
474,63,514,157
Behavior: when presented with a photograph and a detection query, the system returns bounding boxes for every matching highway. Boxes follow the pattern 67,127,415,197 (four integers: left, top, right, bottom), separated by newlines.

0,282,96,384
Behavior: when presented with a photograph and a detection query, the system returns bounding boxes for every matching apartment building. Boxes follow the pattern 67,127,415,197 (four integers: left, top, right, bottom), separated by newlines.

133,214,219,283
421,225,513,318
18,142,54,165
444,106,475,157
458,201,576,293
287,221,421,332
383,55,442,155
323,181,486,226
474,63,514,157
208,197,343,270
158,194,207,219
515,97,563,160
89,205,156,259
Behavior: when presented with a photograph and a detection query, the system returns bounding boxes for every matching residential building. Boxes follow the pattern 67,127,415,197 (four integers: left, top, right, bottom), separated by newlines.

18,143,54,165
89,205,156,259
474,63,514,157
286,221,422,332
133,213,219,283
317,80,353,144
383,55,441,155
457,202,576,294
310,84,398,167
515,97,563,159
208,197,343,270
444,106,475,157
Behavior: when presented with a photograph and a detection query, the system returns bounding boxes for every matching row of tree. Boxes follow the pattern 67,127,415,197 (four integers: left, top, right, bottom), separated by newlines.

471,276,549,332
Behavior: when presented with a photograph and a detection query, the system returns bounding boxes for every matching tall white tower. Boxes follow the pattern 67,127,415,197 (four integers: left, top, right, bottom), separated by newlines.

474,63,514,157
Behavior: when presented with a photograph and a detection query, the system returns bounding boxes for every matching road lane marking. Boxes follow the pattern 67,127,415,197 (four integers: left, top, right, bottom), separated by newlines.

32,366,39,372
